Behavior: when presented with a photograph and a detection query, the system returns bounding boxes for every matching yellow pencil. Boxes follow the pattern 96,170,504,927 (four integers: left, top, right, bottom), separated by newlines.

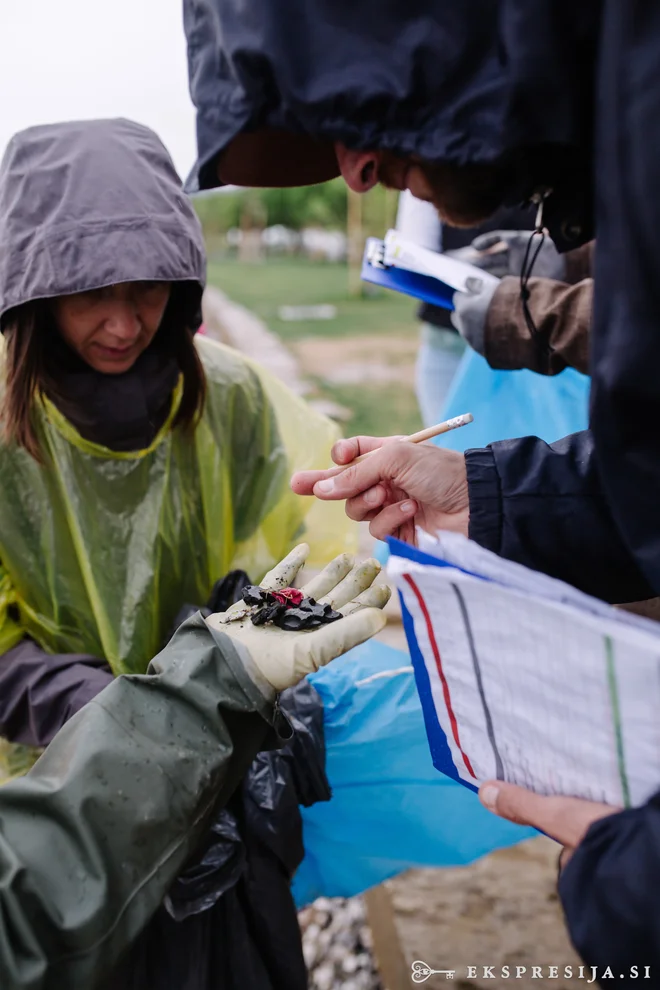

326,413,474,473
351,412,473,464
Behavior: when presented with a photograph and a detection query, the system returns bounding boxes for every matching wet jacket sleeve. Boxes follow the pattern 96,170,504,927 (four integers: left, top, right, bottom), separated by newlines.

0,613,288,990
465,430,655,602
559,797,660,978
0,641,113,748
484,276,591,376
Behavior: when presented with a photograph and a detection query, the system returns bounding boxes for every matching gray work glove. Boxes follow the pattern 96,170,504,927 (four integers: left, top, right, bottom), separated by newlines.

450,276,498,355
469,230,566,280
207,544,390,693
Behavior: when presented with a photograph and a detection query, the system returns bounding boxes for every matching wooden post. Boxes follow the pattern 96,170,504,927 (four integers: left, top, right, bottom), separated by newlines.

363,884,410,990
238,191,266,263
347,188,364,297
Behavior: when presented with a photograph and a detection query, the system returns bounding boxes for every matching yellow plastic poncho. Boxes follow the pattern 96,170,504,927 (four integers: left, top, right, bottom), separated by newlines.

0,335,356,679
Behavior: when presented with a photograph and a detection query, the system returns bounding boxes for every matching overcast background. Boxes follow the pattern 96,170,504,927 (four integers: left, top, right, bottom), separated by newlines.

0,0,197,180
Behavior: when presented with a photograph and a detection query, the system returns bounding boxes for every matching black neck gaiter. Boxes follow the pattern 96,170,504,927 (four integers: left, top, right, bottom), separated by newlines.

45,338,180,452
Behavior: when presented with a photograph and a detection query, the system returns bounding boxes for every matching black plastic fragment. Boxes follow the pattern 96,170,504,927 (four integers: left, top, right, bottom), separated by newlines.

276,600,342,631
242,584,344,631
243,585,270,606
252,602,287,626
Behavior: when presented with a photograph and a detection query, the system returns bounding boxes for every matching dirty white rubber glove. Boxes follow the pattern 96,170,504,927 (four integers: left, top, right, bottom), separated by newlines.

469,230,566,280
450,276,498,355
206,544,390,693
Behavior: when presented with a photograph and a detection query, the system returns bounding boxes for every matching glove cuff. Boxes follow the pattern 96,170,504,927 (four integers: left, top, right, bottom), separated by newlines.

451,279,498,355
228,635,278,703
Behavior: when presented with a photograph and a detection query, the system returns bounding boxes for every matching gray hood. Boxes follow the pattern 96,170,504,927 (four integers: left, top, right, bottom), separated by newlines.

0,118,206,322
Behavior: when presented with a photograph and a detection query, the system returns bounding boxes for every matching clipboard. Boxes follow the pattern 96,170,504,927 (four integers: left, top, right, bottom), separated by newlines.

361,229,499,311
386,529,660,810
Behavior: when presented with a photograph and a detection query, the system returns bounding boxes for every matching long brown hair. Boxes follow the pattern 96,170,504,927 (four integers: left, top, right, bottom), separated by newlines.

1,283,206,462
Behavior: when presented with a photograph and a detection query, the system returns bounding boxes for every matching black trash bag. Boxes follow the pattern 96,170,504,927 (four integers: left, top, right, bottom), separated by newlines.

108,568,331,990
164,679,329,923
206,572,253,613
240,679,331,876
109,877,291,990
163,809,246,918
167,570,252,639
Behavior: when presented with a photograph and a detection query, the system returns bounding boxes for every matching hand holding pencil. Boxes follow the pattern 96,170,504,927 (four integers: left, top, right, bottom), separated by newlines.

290,415,473,545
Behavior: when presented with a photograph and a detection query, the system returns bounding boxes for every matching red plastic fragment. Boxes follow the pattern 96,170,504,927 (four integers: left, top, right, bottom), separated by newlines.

271,587,304,607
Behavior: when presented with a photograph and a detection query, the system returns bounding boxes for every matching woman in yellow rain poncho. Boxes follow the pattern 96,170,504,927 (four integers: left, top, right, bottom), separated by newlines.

0,117,354,769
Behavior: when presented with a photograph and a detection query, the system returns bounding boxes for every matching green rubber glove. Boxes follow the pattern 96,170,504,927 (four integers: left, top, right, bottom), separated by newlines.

206,544,390,692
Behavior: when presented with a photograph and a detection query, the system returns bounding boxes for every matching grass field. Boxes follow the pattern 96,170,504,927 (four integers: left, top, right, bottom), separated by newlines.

207,255,423,437
207,256,419,340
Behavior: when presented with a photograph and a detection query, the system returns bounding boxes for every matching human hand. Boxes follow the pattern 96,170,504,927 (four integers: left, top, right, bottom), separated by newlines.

290,438,469,544
479,780,618,870
469,230,566,280
206,544,390,692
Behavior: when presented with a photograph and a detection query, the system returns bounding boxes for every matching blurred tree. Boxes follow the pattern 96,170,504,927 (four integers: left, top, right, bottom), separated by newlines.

192,180,400,260
192,191,242,235
260,180,347,229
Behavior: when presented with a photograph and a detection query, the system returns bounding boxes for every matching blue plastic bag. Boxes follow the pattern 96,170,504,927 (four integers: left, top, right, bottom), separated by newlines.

293,639,534,906
373,351,589,565
434,349,589,453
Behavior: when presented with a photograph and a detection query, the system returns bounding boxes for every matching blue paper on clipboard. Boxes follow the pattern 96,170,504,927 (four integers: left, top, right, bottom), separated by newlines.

361,229,499,310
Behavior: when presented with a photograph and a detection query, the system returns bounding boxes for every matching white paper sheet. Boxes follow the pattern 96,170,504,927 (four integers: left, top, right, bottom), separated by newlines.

388,532,660,808
382,229,500,293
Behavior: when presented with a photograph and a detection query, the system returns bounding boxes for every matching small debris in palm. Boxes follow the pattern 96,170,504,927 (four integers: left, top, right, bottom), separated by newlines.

242,585,343,630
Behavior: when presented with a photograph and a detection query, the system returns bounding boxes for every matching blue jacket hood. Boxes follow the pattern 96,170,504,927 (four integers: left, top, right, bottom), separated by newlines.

184,0,508,189
183,0,597,246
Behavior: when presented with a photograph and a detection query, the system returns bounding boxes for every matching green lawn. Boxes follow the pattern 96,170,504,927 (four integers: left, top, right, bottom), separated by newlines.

207,256,419,341
317,380,423,439
206,255,423,437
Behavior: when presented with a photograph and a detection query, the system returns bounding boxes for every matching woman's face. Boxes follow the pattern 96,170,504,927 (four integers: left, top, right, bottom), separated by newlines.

53,281,171,374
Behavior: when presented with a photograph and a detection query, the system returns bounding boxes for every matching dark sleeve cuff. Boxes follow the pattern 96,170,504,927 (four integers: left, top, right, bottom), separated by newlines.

465,446,503,554
0,642,113,748
558,800,660,975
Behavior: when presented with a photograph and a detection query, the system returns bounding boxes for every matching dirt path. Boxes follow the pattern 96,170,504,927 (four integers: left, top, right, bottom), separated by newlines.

202,285,351,419
388,839,580,989
292,334,418,388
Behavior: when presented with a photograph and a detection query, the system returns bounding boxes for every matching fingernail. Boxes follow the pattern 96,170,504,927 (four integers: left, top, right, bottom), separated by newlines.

316,479,335,495
480,785,499,810
400,500,416,514
364,488,381,505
